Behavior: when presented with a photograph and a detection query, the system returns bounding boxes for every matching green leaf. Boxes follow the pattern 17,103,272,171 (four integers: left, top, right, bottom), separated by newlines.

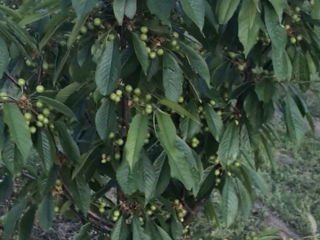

124,113,148,170
180,101,201,140
111,216,128,240
312,0,320,20
116,160,138,195
255,78,275,103
293,49,309,83
159,99,200,124
146,0,174,25
132,32,149,74
0,37,9,78
36,129,56,173
285,95,305,144
73,223,91,240
156,112,200,191
37,96,77,121
238,0,260,57
56,121,80,164
218,122,240,166
37,194,54,231
163,53,183,102
133,217,151,240
216,0,240,24
113,0,137,25
264,3,287,50
156,225,173,240
3,103,32,161
236,180,253,220
271,49,292,81
95,100,117,141
268,0,285,22
203,105,223,141
3,198,27,240
180,42,210,87
2,140,18,176
19,206,36,240
0,175,13,203
95,40,121,96
70,176,91,214
180,0,205,30
56,82,83,103
221,178,239,227
72,0,98,19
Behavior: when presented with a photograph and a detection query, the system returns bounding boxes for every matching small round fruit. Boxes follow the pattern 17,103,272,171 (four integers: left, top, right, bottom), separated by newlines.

125,85,133,93
285,24,291,30
290,37,297,44
145,94,152,101
297,35,303,41
29,126,37,134
54,206,60,213
157,48,164,56
227,171,232,176
235,119,239,125
42,61,49,71
175,45,180,51
43,108,50,116
80,26,88,34
146,47,151,53
210,100,216,106
140,33,148,41
134,88,141,96
113,210,120,217
116,90,122,96
145,104,152,114
37,114,45,121
94,18,102,26
173,32,179,39
216,178,221,184
24,112,32,121
140,26,148,33
36,101,43,108
150,205,156,211
149,51,156,59
234,161,241,167
49,123,55,130
217,110,222,116
99,207,105,213
147,210,153,216
43,118,49,124
133,96,139,103
115,153,121,160
214,169,220,176
238,64,245,71
139,217,144,223
179,217,184,222
36,85,45,93
116,138,124,146
101,158,107,164
55,179,62,186
171,39,177,46
108,34,115,41
109,132,115,139
178,96,184,103
174,199,180,205
295,6,301,12
18,78,26,87
87,22,94,30
115,96,121,103
110,93,117,101
25,59,32,66
36,121,43,128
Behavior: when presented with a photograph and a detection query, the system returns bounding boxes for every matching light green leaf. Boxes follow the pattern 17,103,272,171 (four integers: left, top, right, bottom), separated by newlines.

56,82,83,103
37,194,54,231
285,95,306,144
113,0,137,25
111,216,128,240
95,100,117,141
204,105,223,141
180,0,205,30
218,122,240,166
0,37,9,78
216,0,240,24
124,113,148,170
3,103,32,161
146,0,174,25
268,0,285,22
238,0,260,57
221,178,239,227
180,42,210,87
95,40,121,96
272,49,292,81
163,53,183,102
132,32,149,74
72,0,98,19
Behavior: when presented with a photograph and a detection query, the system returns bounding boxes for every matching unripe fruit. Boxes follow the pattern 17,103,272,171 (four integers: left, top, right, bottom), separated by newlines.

43,118,49,124
49,123,54,130
157,48,164,56
145,104,153,114
133,96,139,103
297,35,303,41
113,210,120,217
110,93,117,101
217,110,222,116
80,26,87,34
140,26,148,33
87,22,94,30
94,18,102,26
209,100,215,106
149,51,156,59
125,85,133,93
235,161,241,167
24,112,32,121
36,121,43,128
214,169,220,176
238,64,245,71
140,33,148,41
295,6,301,12
109,132,115,139
43,108,50,116
29,126,37,134
216,178,221,184
171,39,177,46
290,37,297,44
173,32,179,39
36,85,45,93
146,47,151,53
134,88,141,96
150,205,156,211
112,216,118,221
54,206,59,213
139,217,144,223
101,158,107,164
116,138,124,146
115,96,121,103
36,101,43,108
25,59,32,66
178,96,184,103
42,61,49,71
18,78,26,87
227,171,232,176
99,207,105,213
235,120,239,125
116,90,122,96
174,199,180,205
115,153,121,160
147,210,153,216
37,114,45,121
175,45,180,51
228,52,237,59
179,217,184,222
145,94,152,101
108,34,115,41
285,24,291,30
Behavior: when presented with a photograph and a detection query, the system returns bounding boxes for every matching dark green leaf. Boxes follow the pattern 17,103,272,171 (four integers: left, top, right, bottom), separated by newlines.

0,175,13,203
180,0,205,30
216,0,240,24
36,129,56,173
132,32,149,75
204,105,223,141
73,223,91,240
95,100,117,141
19,206,36,240
0,37,9,78
37,194,54,231
221,178,238,227
132,217,150,240
72,0,98,18
146,0,174,25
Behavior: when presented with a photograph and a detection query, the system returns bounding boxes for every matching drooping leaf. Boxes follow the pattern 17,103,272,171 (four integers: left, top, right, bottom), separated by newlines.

146,0,175,25
36,129,56,173
37,194,54,231
95,40,121,96
19,205,36,240
113,0,137,25
216,0,240,24
124,113,148,170
116,160,138,195
70,176,91,214
132,32,149,75
0,175,13,203
180,0,205,30
95,100,117,141
0,37,9,78
271,49,292,81
73,223,91,240
204,105,223,141
268,0,285,22
180,101,201,140
132,217,151,240
3,103,32,162
163,52,183,102
221,178,239,227
111,216,128,240
72,0,98,18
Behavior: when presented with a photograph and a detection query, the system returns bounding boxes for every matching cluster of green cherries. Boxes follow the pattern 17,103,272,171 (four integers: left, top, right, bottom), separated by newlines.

174,199,187,223
98,200,121,222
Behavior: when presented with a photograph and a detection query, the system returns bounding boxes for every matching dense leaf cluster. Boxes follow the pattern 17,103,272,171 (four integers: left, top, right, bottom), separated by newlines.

0,0,319,239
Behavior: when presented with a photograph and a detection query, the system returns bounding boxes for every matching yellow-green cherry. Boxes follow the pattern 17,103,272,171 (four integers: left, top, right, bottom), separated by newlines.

157,48,164,56
36,85,45,93
140,33,148,41
18,78,26,87
140,26,148,33
94,18,102,26
149,52,156,59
